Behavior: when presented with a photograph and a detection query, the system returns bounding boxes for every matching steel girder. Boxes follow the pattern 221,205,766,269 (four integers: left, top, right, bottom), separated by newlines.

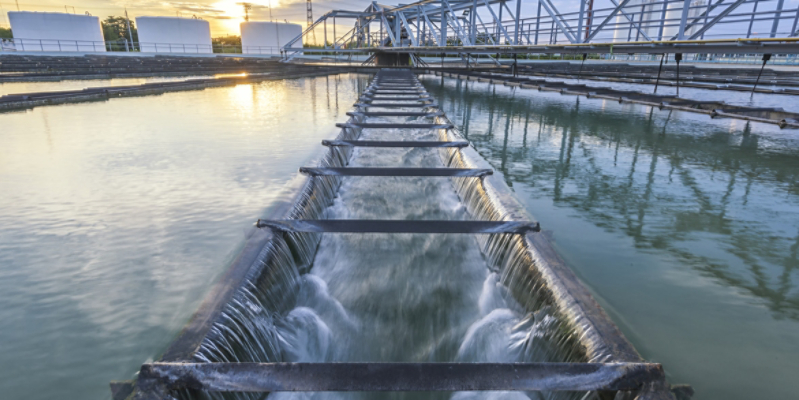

280,0,799,57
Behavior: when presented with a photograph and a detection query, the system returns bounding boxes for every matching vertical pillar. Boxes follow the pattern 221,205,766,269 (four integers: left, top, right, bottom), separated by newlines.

535,1,541,44
677,0,692,40
472,0,478,43
770,0,785,38
792,6,799,36
515,0,523,44
577,0,586,43
441,6,448,46
747,0,759,38
395,15,402,47
417,7,422,45
658,0,668,40
498,2,504,43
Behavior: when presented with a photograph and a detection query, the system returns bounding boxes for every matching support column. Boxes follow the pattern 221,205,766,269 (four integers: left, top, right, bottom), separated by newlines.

535,1,541,44
515,0,523,44
677,0,692,40
770,0,785,38
440,6,448,46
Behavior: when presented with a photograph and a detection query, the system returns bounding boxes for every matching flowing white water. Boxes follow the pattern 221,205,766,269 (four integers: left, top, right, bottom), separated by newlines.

189,80,594,400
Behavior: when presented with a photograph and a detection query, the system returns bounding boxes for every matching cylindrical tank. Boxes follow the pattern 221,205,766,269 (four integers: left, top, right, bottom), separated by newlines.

136,17,212,54
8,11,105,52
240,21,303,55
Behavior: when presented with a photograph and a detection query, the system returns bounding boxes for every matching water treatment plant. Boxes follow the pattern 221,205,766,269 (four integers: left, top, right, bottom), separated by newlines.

1,1,799,400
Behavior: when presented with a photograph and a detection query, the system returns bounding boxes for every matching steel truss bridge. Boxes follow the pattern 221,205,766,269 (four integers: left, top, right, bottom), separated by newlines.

281,0,799,63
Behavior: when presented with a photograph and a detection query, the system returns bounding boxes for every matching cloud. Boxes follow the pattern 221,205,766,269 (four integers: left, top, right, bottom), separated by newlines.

167,2,225,14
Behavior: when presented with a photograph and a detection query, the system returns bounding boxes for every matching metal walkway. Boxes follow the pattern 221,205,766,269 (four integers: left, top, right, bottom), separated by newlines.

123,69,680,400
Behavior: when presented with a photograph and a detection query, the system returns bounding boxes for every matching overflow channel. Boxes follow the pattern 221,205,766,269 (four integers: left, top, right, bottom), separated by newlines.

115,69,684,400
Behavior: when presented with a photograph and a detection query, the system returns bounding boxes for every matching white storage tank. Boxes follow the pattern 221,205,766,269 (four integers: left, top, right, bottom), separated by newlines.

8,11,105,52
240,21,303,55
136,17,212,53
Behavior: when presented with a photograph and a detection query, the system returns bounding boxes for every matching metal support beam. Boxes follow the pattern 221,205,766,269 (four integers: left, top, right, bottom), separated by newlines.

515,0,523,44
299,167,491,177
586,0,634,42
381,12,398,46
770,0,785,38
256,220,541,234
483,0,515,44
322,140,469,148
420,6,441,45
609,0,653,41
539,0,578,43
676,0,692,40
686,0,747,40
442,0,472,45
139,362,665,393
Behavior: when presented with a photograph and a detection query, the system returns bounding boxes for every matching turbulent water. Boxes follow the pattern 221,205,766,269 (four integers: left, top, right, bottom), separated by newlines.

0,74,368,400
190,76,592,400
422,74,799,400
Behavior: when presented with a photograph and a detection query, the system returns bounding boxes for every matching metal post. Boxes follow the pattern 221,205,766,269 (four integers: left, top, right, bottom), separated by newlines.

515,0,523,44
770,0,785,38
635,4,644,41
654,53,665,93
422,13,426,44
658,0,668,40
417,7,422,45
472,0,478,43
513,53,518,76
577,0,586,43
752,53,771,93
677,0,692,39
395,14,401,47
333,17,337,49
125,8,135,51
585,0,594,41
675,52,682,96
577,53,586,81
324,19,328,48
441,6,448,46
498,1,504,43
792,6,799,37
747,0,759,38
535,1,541,44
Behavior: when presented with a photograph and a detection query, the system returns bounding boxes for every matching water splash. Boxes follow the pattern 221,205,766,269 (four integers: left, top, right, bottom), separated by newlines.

176,74,613,400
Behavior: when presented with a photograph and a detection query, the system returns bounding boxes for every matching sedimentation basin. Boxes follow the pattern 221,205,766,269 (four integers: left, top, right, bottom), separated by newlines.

1,65,798,400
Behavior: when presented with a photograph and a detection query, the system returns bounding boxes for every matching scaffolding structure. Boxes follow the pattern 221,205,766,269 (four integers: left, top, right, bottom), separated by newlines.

282,0,799,60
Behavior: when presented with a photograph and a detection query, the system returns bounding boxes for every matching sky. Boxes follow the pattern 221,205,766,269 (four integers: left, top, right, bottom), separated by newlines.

0,0,377,35
1,1,797,41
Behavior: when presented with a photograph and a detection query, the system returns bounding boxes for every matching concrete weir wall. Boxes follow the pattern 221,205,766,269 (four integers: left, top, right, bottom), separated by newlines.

240,21,302,54
8,12,105,52
136,17,213,54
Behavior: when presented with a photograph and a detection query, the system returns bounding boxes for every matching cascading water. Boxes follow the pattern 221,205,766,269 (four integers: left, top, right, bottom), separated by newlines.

178,72,606,400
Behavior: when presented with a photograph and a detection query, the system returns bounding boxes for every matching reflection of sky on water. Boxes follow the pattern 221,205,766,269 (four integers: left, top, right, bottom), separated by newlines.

0,74,366,400
423,75,799,400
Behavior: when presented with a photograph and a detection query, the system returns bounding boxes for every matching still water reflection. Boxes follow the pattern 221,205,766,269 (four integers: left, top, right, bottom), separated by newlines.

0,74,367,400
422,75,799,400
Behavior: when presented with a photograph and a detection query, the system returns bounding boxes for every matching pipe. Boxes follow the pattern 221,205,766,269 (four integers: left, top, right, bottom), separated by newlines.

654,53,665,94
675,52,682,97
752,53,772,94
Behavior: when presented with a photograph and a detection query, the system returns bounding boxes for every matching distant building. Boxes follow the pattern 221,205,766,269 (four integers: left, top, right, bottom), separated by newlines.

240,21,303,55
136,17,212,53
8,11,105,52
